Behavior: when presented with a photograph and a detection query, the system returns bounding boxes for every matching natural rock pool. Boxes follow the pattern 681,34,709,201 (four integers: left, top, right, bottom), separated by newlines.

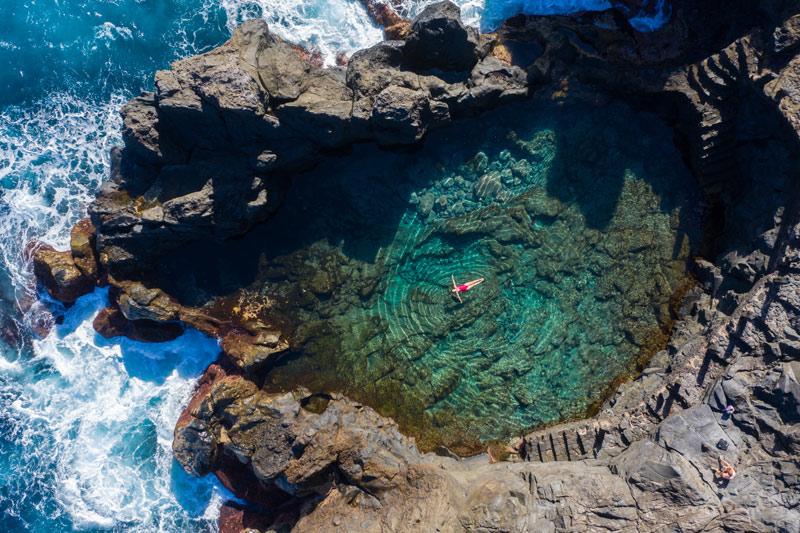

164,98,702,453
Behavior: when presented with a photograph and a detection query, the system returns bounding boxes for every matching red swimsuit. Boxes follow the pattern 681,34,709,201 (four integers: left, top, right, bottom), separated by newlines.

457,284,469,293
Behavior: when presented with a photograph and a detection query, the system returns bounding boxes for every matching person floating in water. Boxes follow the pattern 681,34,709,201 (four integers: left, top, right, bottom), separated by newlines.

451,275,485,303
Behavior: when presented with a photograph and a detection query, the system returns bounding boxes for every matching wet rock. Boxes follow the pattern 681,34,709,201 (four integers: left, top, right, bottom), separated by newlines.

358,0,408,40
32,245,95,304
116,281,181,323
473,171,503,200
93,306,183,343
218,502,295,533
463,56,528,109
173,365,233,476
418,192,435,216
70,218,99,281
221,328,289,372
403,1,480,72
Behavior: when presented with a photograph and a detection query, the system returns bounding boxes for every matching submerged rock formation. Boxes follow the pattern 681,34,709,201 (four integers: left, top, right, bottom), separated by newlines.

32,0,800,531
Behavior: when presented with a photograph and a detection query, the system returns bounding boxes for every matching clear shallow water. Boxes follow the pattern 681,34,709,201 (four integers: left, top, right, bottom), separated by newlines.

0,0,671,530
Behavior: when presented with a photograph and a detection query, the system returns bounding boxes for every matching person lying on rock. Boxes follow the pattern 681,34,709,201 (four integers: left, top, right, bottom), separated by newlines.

714,456,736,481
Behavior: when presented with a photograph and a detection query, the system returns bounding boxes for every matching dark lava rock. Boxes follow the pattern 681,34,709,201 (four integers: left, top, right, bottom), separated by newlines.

93,306,183,343
371,86,436,145
403,1,479,72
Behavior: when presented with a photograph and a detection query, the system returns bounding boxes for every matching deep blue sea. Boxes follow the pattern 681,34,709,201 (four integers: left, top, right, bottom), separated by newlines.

0,1,668,531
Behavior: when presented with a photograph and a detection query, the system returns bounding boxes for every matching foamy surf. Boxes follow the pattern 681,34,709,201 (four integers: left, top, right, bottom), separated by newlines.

0,93,124,300
4,289,225,531
218,0,384,64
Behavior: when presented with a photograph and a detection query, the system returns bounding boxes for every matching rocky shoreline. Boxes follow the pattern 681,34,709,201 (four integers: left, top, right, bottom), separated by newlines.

32,1,800,531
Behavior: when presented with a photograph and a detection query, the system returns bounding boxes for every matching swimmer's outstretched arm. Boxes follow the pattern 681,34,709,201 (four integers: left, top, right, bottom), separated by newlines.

451,275,463,303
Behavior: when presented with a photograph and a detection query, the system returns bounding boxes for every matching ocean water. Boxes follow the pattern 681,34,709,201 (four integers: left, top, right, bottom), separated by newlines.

0,0,671,531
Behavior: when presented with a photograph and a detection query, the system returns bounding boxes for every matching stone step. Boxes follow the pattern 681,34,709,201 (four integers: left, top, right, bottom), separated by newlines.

736,37,759,78
700,142,735,159
706,53,738,85
698,105,736,126
699,144,736,163
523,422,603,462
686,66,720,104
718,46,742,80
700,116,736,137
700,127,735,146
700,168,739,188
697,60,731,93
699,155,737,176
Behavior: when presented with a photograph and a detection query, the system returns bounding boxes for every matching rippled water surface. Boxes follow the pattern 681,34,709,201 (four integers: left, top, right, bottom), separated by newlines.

0,0,671,530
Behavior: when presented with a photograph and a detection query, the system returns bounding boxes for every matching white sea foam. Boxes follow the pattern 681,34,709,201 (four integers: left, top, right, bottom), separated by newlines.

8,289,225,531
94,22,135,43
0,92,124,303
393,0,666,31
628,0,671,31
218,0,385,64
0,90,227,530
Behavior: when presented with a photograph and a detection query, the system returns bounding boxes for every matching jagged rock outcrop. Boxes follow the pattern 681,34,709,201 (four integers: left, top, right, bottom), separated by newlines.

89,3,528,279
403,1,480,71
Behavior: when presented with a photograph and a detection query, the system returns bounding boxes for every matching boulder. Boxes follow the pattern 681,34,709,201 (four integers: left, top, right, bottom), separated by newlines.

346,41,414,98
371,86,440,145
463,56,528,109
403,1,480,72
612,440,720,529
276,70,360,148
32,245,95,304
115,281,181,323
120,93,164,168
221,328,289,371
93,306,183,343
69,218,99,281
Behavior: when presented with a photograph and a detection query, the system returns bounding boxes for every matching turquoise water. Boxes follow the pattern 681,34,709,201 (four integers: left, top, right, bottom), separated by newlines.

0,0,671,530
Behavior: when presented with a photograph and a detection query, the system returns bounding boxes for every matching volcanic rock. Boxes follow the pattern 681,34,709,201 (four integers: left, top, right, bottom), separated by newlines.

32,245,95,304
403,1,480,72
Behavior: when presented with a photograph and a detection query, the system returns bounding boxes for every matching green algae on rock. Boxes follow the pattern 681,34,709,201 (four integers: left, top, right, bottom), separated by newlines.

159,97,701,452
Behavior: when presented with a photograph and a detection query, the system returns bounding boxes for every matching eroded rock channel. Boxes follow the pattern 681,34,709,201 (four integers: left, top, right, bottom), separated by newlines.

32,1,800,531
